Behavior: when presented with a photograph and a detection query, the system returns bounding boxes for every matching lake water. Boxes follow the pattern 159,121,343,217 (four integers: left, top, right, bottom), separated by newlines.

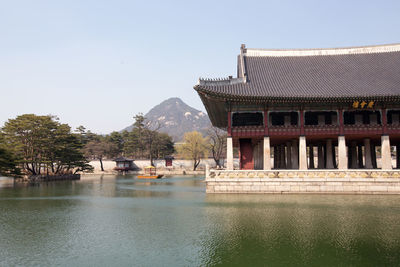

1,175,400,266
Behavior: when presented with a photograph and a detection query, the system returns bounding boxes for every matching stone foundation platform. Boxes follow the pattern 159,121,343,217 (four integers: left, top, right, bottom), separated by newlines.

25,174,81,183
206,170,400,194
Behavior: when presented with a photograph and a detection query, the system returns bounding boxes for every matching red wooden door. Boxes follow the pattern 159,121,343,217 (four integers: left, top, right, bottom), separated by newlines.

240,139,254,170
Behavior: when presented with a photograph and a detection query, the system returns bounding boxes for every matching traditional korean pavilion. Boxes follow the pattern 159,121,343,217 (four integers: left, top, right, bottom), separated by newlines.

114,157,135,172
195,44,400,171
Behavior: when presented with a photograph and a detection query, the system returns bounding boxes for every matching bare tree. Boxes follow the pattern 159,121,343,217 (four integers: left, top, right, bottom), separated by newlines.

207,126,227,168
84,139,117,172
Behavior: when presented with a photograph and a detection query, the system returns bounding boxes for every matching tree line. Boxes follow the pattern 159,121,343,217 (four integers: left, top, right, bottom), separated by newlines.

0,114,92,177
82,113,175,171
0,113,227,177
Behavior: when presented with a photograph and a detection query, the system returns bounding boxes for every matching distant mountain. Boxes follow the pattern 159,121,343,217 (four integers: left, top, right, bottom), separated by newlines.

122,97,211,141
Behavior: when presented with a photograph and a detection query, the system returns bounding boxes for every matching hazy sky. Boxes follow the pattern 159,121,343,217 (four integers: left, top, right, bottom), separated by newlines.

1,0,400,134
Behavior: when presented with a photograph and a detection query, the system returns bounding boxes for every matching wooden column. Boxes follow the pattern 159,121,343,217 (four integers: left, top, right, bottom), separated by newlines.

338,109,344,135
317,144,325,169
357,144,364,168
291,139,299,169
348,144,352,168
264,110,269,136
278,145,283,169
382,108,388,135
280,144,286,169
286,141,292,169
227,111,232,136
300,109,305,136
309,145,314,169
364,138,373,169
333,144,337,168
350,141,358,169
380,109,390,169
326,139,334,169
371,143,377,169
397,144,400,169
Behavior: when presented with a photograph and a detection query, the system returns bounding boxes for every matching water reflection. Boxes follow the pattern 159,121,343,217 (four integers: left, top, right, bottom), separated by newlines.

202,194,400,266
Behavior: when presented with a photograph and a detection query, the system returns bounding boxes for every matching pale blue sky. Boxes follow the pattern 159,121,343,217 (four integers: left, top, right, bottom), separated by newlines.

1,0,400,134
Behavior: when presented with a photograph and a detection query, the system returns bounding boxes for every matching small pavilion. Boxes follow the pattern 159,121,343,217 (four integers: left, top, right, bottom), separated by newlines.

114,157,135,171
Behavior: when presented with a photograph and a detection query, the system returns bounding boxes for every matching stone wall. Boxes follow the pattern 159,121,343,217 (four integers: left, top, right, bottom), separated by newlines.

26,174,80,182
206,170,400,194
89,159,240,174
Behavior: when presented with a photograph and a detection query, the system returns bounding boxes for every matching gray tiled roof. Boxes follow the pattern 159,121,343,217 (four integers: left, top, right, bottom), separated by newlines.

114,157,134,162
195,45,400,100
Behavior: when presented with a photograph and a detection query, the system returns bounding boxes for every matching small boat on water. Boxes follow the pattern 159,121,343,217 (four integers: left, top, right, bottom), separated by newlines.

137,166,163,179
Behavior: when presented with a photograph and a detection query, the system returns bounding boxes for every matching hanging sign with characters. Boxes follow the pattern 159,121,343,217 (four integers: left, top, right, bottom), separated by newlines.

352,100,375,109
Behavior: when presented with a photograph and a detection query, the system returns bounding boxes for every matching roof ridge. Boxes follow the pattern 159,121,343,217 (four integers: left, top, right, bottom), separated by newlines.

245,43,400,57
197,76,245,86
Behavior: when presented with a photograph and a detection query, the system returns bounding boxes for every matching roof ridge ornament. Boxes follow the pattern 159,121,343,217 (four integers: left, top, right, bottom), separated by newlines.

197,76,246,86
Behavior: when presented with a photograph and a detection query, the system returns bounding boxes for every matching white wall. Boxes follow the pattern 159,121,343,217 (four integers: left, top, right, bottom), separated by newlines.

89,158,240,172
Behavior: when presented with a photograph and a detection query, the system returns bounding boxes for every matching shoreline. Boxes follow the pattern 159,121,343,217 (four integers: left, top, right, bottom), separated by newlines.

81,169,206,178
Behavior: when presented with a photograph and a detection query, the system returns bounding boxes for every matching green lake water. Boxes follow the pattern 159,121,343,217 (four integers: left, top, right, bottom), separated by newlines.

1,175,400,266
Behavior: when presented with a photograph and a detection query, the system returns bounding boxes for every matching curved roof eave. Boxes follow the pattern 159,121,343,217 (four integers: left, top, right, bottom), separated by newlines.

195,85,400,103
